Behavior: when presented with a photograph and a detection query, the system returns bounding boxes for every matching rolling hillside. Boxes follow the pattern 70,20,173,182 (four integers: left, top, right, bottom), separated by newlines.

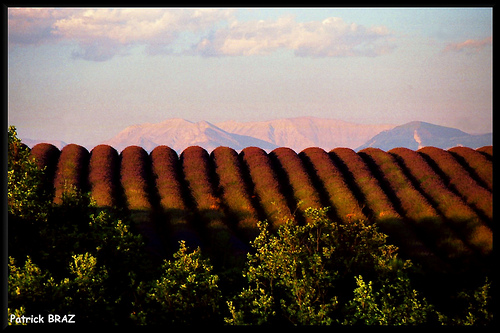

29,143,493,275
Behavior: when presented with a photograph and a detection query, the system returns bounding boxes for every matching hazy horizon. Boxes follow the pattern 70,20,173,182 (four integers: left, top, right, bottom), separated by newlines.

8,7,492,147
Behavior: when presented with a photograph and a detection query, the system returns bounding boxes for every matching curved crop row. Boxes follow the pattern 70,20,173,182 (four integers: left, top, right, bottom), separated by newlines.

476,145,492,158
418,147,492,221
150,146,200,251
299,147,365,224
53,144,90,204
180,146,247,261
120,145,164,257
120,146,153,211
239,147,293,229
30,143,61,189
88,145,120,208
26,142,492,273
447,146,493,192
390,148,492,256
211,146,260,241
329,148,443,271
358,148,473,264
269,147,323,224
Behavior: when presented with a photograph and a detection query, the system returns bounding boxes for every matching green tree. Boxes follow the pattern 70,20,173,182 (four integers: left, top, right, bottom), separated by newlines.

8,126,148,325
225,207,436,325
131,241,222,325
8,126,52,222
343,275,435,325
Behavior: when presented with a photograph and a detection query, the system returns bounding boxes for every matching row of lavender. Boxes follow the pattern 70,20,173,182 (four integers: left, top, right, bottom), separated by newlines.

29,143,492,273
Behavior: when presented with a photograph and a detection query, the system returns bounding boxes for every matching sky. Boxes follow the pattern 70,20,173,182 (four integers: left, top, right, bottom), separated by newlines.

8,7,493,148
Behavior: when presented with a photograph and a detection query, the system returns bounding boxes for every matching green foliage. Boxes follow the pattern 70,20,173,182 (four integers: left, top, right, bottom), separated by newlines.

8,253,109,324
8,126,148,325
343,275,435,325
449,278,493,326
8,126,51,221
7,126,493,326
131,241,222,325
225,207,434,325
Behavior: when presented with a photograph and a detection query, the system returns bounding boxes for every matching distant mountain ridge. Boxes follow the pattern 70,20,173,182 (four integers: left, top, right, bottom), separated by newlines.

217,117,394,152
20,138,67,150
356,121,492,151
102,118,279,153
101,117,395,153
21,118,492,153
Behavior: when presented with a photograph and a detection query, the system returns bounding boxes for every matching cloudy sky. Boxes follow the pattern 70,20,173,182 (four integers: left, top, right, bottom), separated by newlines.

8,7,492,148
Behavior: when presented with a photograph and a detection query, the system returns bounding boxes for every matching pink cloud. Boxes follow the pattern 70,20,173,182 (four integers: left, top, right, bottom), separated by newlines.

8,8,78,45
443,36,492,53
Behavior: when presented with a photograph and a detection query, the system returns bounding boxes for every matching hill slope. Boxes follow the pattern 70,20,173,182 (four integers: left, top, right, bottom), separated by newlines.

29,143,493,277
356,121,492,151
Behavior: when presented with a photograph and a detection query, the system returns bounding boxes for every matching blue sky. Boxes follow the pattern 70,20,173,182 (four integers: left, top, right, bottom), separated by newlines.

8,7,492,148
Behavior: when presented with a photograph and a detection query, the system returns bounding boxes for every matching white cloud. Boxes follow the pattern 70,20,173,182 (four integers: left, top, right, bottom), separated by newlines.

194,16,396,57
9,8,395,61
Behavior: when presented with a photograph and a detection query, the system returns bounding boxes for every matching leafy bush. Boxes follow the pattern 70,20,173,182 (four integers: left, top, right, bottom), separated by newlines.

8,126,52,222
131,241,222,325
226,207,436,325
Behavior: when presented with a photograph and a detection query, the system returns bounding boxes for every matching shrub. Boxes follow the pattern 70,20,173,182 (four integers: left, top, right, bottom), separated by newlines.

390,148,492,256
240,147,293,229
8,126,52,222
299,147,365,223
226,207,436,325
418,147,492,221
132,241,222,325
89,145,120,207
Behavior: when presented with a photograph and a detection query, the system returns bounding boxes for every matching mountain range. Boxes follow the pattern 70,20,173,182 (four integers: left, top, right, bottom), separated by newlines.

22,117,492,153
101,117,395,153
356,121,493,151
